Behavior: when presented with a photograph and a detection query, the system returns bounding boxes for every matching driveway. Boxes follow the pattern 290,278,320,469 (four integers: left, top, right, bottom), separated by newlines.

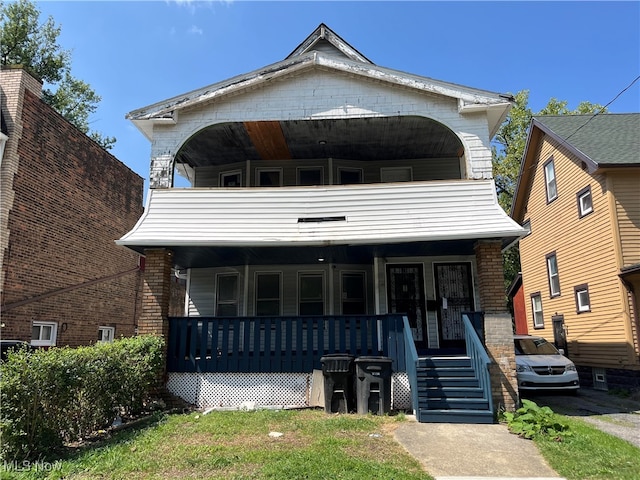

523,388,640,448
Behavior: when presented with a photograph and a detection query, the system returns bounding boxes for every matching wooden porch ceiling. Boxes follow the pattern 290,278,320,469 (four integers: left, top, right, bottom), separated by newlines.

175,116,464,167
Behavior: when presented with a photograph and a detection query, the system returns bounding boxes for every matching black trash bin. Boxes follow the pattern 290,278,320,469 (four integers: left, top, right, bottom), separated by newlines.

354,356,393,415
320,354,355,413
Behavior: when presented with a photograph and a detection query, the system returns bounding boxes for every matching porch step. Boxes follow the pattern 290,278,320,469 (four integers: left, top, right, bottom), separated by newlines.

417,408,494,424
415,355,493,424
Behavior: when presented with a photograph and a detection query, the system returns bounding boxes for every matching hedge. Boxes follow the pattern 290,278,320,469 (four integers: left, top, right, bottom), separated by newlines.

0,335,164,461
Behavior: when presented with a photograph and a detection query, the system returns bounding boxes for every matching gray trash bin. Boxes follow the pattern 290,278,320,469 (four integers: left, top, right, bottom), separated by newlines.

355,356,393,415
320,354,355,413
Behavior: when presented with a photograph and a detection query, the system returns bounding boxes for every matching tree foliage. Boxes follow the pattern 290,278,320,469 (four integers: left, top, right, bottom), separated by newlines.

492,90,605,292
0,0,115,150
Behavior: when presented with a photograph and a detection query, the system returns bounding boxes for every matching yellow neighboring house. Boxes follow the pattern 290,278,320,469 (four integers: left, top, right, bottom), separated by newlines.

511,113,640,391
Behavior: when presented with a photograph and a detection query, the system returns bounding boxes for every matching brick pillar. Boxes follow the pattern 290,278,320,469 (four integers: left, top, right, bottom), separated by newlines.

475,240,518,412
139,248,173,379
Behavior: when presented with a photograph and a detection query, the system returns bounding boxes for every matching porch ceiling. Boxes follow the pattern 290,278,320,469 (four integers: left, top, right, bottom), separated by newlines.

175,116,464,167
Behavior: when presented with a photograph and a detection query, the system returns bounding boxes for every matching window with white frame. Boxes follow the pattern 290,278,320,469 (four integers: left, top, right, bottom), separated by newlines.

544,158,557,203
531,293,544,328
216,273,239,316
574,284,591,312
337,168,363,185
577,186,593,218
256,168,282,187
255,272,281,316
297,167,323,186
31,321,58,347
546,252,561,297
98,326,115,343
220,170,242,187
522,219,531,237
341,272,366,314
299,273,324,315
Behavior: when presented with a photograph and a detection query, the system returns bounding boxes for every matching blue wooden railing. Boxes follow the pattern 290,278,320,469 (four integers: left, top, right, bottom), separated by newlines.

402,316,420,415
462,312,494,414
167,314,407,373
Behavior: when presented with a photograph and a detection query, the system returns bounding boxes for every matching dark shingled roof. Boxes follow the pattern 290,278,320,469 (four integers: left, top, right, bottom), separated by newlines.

533,113,640,167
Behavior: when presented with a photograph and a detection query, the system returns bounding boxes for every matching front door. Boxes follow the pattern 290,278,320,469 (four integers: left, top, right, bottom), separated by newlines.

552,315,567,354
435,263,475,349
386,264,428,350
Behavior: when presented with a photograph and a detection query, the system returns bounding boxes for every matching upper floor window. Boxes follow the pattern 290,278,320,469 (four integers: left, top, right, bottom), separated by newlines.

32,321,57,347
574,284,591,313
543,158,557,203
341,272,366,314
255,272,281,316
299,273,324,315
530,293,544,328
220,170,242,187
338,168,363,185
216,273,239,316
297,167,323,186
522,219,531,237
380,167,412,183
256,168,282,187
98,326,115,343
546,252,561,297
577,186,593,218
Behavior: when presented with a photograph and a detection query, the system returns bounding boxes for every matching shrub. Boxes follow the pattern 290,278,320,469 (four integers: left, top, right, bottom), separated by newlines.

0,335,164,461
502,398,572,441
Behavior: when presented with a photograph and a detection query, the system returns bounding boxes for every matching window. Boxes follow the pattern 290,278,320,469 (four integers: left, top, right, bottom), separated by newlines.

98,326,115,343
338,168,363,185
255,273,281,316
380,167,412,183
216,274,239,316
297,167,323,186
522,219,531,237
577,186,593,218
256,168,282,187
530,293,544,328
220,170,242,187
546,252,561,297
544,158,557,202
341,272,366,314
31,321,57,347
574,284,591,313
299,273,324,315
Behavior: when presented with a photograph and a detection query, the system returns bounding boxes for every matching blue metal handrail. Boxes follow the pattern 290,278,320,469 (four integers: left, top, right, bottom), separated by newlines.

462,313,494,415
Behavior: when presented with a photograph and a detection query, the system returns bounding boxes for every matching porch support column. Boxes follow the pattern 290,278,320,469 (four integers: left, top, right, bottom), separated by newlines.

474,240,518,412
139,248,174,380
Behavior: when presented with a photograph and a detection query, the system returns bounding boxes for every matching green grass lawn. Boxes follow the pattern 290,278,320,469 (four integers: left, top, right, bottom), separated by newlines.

0,409,432,480
534,416,640,480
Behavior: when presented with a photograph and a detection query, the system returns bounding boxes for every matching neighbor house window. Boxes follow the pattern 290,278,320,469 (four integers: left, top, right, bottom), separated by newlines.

546,252,561,297
299,273,324,315
297,167,323,186
98,326,115,343
574,284,591,313
522,219,532,237
216,274,239,316
577,186,593,218
31,321,58,347
255,272,281,316
256,168,282,187
220,170,242,187
380,167,412,183
337,168,363,185
530,293,544,328
341,272,366,314
544,158,557,202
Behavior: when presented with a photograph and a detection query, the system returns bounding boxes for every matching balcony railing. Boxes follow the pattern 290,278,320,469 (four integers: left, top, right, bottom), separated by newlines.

167,314,407,373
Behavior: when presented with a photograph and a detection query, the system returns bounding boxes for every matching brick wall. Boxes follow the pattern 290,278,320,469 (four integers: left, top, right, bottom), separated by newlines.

1,69,144,346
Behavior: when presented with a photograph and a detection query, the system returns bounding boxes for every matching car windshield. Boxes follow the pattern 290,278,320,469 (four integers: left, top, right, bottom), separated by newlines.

514,338,560,355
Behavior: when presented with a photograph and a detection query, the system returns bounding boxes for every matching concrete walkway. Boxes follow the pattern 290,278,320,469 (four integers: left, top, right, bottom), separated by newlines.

394,419,565,480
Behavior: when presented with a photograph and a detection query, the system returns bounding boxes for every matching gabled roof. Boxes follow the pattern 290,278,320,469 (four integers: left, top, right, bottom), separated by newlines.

127,24,513,140
511,113,640,222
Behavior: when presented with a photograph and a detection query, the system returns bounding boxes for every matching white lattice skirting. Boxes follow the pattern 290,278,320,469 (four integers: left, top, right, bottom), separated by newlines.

167,371,411,411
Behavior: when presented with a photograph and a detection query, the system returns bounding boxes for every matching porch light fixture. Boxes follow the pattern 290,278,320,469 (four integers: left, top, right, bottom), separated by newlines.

318,258,325,262
318,140,327,145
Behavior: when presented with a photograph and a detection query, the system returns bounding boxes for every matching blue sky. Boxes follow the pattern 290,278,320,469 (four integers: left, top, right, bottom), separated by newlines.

35,1,640,192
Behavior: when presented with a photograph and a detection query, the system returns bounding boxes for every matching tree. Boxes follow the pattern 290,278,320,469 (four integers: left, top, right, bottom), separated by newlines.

0,0,115,150
492,90,604,292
